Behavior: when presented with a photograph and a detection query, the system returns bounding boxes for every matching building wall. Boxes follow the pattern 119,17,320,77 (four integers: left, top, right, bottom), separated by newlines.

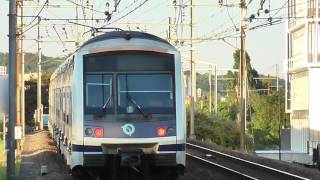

308,68,320,152
290,70,309,153
287,0,320,159
0,66,6,75
291,70,309,111
0,75,8,114
290,110,309,153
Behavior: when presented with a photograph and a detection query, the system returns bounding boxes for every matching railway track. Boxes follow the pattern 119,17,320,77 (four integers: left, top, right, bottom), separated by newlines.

186,142,310,180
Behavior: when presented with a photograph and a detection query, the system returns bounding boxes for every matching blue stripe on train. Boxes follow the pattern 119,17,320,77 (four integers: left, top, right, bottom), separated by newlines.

72,143,185,152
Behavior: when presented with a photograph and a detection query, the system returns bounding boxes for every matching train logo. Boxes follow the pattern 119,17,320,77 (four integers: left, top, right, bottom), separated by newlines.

121,123,135,136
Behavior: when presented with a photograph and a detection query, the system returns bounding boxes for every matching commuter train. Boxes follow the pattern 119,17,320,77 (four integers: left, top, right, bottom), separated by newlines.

48,31,186,179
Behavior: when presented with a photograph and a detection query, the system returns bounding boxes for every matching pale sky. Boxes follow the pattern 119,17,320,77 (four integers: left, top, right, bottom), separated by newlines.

0,0,287,77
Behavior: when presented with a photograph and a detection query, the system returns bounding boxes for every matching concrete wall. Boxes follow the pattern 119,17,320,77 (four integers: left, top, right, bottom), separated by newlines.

281,128,291,150
255,150,313,165
0,75,8,114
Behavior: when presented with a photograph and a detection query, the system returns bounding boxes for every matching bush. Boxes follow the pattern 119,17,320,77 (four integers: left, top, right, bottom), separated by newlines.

186,106,241,149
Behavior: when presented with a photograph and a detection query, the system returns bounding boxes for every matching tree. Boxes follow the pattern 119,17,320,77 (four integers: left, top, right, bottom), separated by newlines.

0,52,65,74
249,91,289,149
231,49,264,90
25,74,51,129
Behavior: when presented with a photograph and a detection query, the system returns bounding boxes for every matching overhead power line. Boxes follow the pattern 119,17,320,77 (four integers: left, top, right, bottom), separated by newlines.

101,0,150,27
23,0,49,32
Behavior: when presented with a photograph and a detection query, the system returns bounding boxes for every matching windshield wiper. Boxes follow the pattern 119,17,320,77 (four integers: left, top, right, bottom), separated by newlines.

126,95,150,119
102,95,112,113
125,74,150,119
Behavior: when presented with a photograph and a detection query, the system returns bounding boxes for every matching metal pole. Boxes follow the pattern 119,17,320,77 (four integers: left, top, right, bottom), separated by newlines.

37,16,43,130
2,114,5,145
239,0,247,151
276,64,281,160
15,0,22,155
168,17,171,43
7,0,17,178
214,65,218,114
276,64,279,92
20,0,25,138
189,0,196,139
208,66,212,113
21,52,25,136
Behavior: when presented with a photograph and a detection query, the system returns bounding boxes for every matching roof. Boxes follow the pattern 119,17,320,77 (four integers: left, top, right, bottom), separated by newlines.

80,30,174,48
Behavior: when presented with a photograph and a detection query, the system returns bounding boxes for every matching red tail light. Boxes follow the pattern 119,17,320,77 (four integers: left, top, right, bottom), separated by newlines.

157,127,167,137
95,128,104,138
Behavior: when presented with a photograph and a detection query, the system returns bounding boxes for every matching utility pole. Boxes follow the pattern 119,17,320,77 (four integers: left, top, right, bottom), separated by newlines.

276,63,281,160
276,64,279,92
7,0,17,178
15,0,22,155
20,0,25,138
208,66,212,113
21,52,25,136
37,16,43,130
214,64,218,114
168,17,172,43
189,0,196,139
239,0,247,151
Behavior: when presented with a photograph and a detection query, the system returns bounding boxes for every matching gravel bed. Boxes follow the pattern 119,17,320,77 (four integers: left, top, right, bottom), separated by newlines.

187,138,320,180
16,130,73,180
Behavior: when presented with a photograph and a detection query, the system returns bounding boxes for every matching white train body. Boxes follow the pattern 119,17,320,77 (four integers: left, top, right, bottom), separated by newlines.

48,31,186,177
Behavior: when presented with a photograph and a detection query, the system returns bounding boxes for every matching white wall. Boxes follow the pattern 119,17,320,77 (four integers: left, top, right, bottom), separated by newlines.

0,75,8,114
309,68,320,149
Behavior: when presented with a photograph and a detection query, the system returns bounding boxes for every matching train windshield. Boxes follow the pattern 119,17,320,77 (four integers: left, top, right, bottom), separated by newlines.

118,74,174,114
85,74,113,113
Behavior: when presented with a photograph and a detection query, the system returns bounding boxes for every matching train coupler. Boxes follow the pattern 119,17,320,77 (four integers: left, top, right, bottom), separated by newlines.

119,149,143,168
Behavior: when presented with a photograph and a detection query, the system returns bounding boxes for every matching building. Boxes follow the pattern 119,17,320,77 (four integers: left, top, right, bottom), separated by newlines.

285,0,320,164
0,75,8,114
0,66,6,75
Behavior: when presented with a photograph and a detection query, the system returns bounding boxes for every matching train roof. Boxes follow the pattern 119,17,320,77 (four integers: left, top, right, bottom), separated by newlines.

80,30,174,48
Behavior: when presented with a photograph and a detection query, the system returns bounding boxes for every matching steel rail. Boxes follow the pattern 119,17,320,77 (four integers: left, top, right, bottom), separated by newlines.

187,142,310,180
187,153,258,180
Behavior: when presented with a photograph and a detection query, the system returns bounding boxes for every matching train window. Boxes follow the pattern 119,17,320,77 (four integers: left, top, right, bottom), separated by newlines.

85,74,114,113
118,74,174,114
84,51,174,72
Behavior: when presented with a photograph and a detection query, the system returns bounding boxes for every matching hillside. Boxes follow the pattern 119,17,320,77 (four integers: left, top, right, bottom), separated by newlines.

0,52,66,74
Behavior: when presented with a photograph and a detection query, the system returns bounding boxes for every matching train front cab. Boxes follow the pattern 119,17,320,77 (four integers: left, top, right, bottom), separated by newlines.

71,42,185,179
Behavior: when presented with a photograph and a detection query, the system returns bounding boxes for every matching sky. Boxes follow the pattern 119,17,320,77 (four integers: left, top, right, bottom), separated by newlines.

0,0,287,77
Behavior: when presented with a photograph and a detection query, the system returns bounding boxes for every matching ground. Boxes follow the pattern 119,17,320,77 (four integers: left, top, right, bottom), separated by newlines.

16,131,72,180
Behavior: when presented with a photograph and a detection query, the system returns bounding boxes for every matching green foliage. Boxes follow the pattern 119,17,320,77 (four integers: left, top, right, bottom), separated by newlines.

196,72,209,93
0,139,7,180
194,113,240,149
186,49,289,151
0,52,64,74
218,96,239,121
230,49,265,90
249,91,289,149
25,74,51,129
186,104,241,149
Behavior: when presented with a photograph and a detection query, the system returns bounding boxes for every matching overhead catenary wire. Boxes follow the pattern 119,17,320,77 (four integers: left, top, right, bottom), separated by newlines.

23,0,49,31
53,25,67,51
101,0,150,27
65,0,104,14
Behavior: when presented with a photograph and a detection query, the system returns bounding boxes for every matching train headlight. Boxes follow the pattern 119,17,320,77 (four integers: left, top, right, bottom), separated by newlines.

85,128,93,136
95,128,104,138
157,127,167,137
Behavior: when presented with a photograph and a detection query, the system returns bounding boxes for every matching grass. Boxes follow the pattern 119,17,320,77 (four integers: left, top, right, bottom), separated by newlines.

0,139,21,180
0,139,6,180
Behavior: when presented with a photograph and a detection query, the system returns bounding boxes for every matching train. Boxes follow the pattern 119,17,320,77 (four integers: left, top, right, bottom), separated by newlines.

48,31,186,180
